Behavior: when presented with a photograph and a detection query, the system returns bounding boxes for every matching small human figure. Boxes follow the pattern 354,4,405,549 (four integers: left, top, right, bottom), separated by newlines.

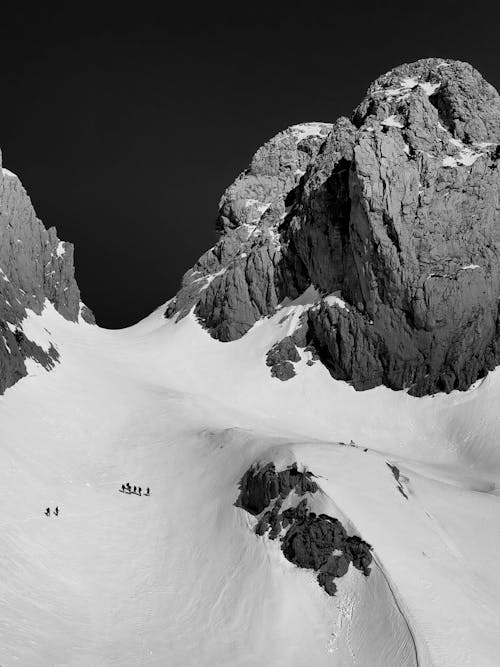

121,484,125,493
133,485,137,494
138,487,142,496
126,483,131,493
44,507,50,517
54,506,59,517
145,487,150,496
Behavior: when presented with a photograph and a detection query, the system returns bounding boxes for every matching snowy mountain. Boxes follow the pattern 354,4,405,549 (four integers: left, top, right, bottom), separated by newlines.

2,58,500,666
0,160,94,394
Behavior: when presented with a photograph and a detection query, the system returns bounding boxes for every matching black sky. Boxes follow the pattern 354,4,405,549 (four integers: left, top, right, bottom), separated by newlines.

1,4,499,327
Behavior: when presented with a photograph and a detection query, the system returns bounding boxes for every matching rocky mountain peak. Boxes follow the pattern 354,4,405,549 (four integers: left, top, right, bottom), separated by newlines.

166,58,500,396
165,122,332,339
354,58,500,142
0,151,94,394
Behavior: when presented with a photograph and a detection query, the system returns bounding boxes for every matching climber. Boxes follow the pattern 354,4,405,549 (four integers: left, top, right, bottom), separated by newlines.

44,507,50,517
54,506,59,517
133,485,137,494
145,487,150,496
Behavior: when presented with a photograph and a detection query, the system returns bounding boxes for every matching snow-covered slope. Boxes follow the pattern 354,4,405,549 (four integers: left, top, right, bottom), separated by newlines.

5,56,500,667
1,298,500,666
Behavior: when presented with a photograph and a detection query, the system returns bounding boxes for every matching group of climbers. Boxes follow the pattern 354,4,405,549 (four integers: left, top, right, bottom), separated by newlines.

43,482,151,517
120,482,150,496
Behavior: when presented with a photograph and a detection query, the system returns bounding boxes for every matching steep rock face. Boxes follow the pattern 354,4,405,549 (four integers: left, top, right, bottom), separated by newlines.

166,58,500,396
0,155,94,394
306,58,500,395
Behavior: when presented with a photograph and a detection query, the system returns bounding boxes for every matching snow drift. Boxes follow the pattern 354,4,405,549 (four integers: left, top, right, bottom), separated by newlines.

1,299,500,665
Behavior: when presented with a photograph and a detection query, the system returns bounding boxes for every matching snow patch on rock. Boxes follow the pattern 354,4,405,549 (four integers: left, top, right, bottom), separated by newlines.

382,115,404,129
419,81,440,95
376,75,440,101
199,268,227,291
324,294,349,311
442,138,484,167
290,122,331,143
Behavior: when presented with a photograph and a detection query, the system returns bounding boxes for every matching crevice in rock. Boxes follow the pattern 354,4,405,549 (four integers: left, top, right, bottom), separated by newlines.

382,212,402,254
428,88,456,135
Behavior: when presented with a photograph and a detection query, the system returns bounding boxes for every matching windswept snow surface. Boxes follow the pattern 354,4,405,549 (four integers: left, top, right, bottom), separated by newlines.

1,300,500,665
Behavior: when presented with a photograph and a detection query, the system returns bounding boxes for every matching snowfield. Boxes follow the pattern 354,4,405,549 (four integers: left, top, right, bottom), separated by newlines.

1,298,500,666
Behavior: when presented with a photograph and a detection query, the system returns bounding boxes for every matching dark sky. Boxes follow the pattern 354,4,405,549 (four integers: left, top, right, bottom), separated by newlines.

1,4,499,327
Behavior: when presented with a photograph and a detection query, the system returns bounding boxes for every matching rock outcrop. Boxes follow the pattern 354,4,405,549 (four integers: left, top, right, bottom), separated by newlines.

166,59,500,396
0,155,94,394
237,462,372,596
237,462,318,515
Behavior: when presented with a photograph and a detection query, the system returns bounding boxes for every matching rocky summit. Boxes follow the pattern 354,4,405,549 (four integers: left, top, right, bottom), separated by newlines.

0,156,94,394
166,58,500,396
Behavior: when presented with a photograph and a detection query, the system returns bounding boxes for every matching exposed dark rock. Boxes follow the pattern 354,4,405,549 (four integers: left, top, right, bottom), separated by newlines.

387,462,400,482
255,496,283,538
0,159,94,394
266,336,301,366
236,462,319,515
266,336,301,380
237,462,372,596
280,500,372,594
265,316,320,379
281,507,348,569
237,463,279,515
345,535,373,576
166,59,500,396
0,321,60,392
317,553,351,596
270,361,296,381
386,462,409,500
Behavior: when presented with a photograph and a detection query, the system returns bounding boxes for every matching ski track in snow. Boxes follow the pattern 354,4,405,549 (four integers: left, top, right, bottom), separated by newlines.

1,301,500,665
373,557,420,666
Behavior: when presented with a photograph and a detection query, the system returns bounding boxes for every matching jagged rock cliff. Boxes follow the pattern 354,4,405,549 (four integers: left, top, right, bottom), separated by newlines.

165,122,332,340
0,154,94,394
166,58,500,396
